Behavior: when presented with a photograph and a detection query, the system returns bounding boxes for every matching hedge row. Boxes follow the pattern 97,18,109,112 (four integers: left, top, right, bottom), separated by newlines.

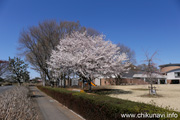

37,86,180,120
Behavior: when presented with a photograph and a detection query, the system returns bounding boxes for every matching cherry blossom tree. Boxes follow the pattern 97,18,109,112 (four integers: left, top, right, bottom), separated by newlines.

47,31,130,91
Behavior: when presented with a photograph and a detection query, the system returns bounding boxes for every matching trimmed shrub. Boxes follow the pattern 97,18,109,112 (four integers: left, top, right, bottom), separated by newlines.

37,86,180,120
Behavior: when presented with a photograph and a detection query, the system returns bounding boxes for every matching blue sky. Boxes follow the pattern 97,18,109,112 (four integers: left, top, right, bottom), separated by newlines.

0,0,180,78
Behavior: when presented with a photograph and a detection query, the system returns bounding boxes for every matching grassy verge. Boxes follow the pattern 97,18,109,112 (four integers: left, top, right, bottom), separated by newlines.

37,86,180,120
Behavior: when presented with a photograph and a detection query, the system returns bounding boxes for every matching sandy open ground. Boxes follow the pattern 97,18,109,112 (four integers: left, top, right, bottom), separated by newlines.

95,84,180,112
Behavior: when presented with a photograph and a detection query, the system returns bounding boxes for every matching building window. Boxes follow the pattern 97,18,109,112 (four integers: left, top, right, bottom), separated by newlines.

174,72,180,78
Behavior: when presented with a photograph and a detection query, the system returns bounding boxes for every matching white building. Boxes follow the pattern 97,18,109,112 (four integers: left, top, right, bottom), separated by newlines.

133,73,167,84
159,63,180,84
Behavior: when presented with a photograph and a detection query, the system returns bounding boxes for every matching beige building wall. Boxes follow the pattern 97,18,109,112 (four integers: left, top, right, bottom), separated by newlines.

167,80,171,84
160,66,180,73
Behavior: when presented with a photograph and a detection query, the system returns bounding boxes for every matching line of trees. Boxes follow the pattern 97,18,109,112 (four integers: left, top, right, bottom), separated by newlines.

17,20,136,90
18,20,100,86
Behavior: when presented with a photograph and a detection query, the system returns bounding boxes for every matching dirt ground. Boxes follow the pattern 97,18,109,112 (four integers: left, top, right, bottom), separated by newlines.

94,84,180,112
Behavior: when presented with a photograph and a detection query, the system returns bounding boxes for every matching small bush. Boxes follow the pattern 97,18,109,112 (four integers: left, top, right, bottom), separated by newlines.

37,86,180,120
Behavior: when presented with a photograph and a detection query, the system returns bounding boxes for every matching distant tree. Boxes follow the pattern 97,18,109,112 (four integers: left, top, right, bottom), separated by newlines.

86,28,100,36
117,44,136,64
137,64,148,71
0,60,9,77
30,77,40,83
0,77,4,82
137,64,158,72
22,71,30,82
34,77,40,80
8,57,30,85
113,44,136,84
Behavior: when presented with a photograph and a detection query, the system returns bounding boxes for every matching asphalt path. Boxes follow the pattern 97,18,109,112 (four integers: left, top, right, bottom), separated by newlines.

0,86,13,94
30,86,84,120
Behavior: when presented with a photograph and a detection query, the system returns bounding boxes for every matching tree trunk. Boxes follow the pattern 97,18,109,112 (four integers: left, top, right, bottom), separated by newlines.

68,71,71,87
41,71,46,86
18,81,21,86
150,77,153,94
17,79,21,86
63,73,66,88
82,79,84,89
115,75,122,85
57,78,60,87
60,79,62,88
88,81,92,92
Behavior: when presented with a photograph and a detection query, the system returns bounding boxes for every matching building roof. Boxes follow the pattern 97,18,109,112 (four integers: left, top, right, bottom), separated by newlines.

159,63,180,68
133,73,166,79
122,69,143,78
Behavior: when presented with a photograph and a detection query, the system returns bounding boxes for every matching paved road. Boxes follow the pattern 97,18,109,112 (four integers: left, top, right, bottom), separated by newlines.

30,86,84,120
0,86,13,93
